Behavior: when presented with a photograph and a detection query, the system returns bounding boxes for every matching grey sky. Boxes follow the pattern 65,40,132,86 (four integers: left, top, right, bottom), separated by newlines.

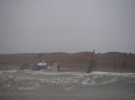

0,0,135,54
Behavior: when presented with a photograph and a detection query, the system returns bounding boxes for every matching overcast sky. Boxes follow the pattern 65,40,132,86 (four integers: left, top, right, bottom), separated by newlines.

0,0,135,54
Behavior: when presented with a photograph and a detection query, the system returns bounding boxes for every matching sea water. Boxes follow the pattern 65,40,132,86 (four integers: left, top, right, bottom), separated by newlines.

0,70,135,100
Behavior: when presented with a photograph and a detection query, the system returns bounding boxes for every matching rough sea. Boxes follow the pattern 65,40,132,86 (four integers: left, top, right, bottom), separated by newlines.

0,70,135,100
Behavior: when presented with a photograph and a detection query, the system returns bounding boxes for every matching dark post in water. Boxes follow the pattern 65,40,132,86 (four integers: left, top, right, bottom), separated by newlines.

86,49,95,73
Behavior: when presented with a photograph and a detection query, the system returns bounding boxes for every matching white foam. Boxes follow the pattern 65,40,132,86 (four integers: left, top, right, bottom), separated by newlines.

2,70,17,73
0,70,135,90
18,87,36,90
30,71,84,76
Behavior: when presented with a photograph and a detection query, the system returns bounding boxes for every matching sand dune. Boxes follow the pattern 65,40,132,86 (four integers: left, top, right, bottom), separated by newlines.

0,52,135,72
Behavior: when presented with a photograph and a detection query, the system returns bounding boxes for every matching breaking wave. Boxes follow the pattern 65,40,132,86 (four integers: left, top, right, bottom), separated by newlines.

0,70,135,90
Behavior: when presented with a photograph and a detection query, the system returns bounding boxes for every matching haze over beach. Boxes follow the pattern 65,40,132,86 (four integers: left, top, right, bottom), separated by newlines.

0,0,135,54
